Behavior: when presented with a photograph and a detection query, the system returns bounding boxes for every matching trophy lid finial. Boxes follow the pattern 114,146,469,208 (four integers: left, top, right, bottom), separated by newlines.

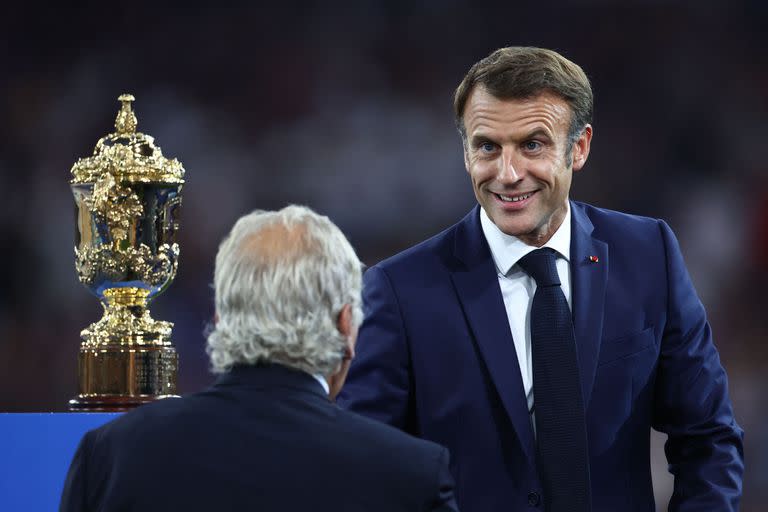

115,94,138,135
71,93,185,185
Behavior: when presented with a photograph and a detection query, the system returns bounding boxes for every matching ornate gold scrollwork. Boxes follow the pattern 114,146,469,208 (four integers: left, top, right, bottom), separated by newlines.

70,95,185,185
80,287,173,347
75,243,179,287
86,172,144,242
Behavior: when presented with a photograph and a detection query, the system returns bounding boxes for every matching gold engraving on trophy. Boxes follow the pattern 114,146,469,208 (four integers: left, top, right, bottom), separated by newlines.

69,94,185,410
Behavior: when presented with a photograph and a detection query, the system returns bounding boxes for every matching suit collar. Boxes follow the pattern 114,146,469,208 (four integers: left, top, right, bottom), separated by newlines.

452,206,488,267
479,203,572,276
451,206,537,465
569,201,608,407
214,363,330,401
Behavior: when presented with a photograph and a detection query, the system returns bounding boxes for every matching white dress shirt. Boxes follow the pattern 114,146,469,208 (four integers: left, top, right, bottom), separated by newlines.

312,373,330,395
479,204,573,422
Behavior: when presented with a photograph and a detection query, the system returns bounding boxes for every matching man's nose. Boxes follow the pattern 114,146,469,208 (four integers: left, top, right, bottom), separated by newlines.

498,148,524,183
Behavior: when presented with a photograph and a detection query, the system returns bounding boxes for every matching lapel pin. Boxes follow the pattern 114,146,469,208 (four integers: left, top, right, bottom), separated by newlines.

588,255,599,263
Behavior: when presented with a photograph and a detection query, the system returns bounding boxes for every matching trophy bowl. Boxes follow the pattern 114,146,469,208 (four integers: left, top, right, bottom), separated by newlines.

69,94,185,410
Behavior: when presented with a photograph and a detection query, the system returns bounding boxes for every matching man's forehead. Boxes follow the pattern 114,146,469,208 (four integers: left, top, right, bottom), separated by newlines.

467,87,570,117
464,88,571,136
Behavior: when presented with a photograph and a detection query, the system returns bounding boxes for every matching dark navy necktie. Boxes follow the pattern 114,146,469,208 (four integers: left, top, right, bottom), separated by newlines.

518,248,591,512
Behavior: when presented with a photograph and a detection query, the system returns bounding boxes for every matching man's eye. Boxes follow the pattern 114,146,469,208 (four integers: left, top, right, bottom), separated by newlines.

524,141,541,151
480,142,496,152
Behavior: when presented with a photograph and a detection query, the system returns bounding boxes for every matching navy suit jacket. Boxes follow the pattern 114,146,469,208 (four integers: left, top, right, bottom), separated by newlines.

60,364,458,512
338,202,744,511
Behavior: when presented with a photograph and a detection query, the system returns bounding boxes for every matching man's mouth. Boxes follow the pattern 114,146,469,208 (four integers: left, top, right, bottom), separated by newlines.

495,191,536,203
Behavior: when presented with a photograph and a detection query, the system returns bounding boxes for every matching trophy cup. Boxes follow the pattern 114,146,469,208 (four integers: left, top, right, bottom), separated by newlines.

69,94,184,410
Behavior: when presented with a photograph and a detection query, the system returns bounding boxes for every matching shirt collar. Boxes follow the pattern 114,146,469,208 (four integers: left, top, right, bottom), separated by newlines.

480,202,572,276
312,373,330,395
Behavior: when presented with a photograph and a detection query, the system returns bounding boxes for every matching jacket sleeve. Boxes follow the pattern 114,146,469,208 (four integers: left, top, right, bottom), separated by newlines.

425,447,459,512
59,431,93,512
337,265,417,433
652,220,744,511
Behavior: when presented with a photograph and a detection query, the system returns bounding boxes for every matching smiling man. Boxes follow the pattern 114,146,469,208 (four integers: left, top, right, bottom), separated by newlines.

338,47,744,511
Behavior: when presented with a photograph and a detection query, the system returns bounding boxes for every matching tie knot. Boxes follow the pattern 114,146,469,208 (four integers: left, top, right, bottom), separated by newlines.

517,248,561,287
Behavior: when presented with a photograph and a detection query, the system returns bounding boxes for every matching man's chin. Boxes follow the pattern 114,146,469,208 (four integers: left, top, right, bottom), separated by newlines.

495,221,533,239
487,211,533,238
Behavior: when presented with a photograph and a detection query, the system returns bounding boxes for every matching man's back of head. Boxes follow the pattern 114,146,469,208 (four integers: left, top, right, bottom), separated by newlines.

206,205,363,394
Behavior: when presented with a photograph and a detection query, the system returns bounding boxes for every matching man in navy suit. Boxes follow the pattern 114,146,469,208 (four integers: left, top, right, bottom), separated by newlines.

60,205,458,512
338,47,744,511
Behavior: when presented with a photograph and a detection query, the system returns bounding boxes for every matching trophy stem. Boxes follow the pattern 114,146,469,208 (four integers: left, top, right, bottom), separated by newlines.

82,287,173,347
106,286,150,307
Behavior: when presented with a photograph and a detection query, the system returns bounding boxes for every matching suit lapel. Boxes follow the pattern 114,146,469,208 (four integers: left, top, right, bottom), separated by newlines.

449,207,536,465
569,201,608,407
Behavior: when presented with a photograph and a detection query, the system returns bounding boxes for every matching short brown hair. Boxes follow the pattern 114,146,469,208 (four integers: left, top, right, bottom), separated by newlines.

453,47,593,149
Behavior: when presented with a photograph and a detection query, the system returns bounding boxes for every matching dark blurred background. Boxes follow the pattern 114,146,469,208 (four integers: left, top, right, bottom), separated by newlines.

0,1,765,509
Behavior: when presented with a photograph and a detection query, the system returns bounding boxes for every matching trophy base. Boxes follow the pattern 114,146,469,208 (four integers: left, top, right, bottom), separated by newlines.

69,345,179,412
68,394,180,412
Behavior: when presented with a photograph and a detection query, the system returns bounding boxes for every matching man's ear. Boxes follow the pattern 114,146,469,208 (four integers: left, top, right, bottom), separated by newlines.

336,304,356,361
337,304,353,339
328,304,358,400
571,124,593,172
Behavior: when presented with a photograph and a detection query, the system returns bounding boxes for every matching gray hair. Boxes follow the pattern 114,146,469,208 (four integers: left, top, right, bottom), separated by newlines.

206,205,363,376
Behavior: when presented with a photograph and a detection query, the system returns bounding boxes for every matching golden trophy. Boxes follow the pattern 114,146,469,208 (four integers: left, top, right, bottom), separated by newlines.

69,94,184,410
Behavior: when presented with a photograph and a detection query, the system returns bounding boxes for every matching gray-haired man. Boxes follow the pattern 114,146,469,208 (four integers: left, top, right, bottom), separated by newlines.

61,205,458,512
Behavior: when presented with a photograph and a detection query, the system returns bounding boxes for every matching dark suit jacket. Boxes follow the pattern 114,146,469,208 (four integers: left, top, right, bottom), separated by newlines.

60,364,458,512
338,202,744,511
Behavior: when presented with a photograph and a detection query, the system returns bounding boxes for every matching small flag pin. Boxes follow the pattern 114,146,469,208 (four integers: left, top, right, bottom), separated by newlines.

588,255,599,263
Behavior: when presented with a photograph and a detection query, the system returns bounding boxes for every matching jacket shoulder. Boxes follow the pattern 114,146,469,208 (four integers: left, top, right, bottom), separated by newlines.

339,405,444,449
373,216,464,276
573,201,668,245
87,394,206,446
335,406,446,468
